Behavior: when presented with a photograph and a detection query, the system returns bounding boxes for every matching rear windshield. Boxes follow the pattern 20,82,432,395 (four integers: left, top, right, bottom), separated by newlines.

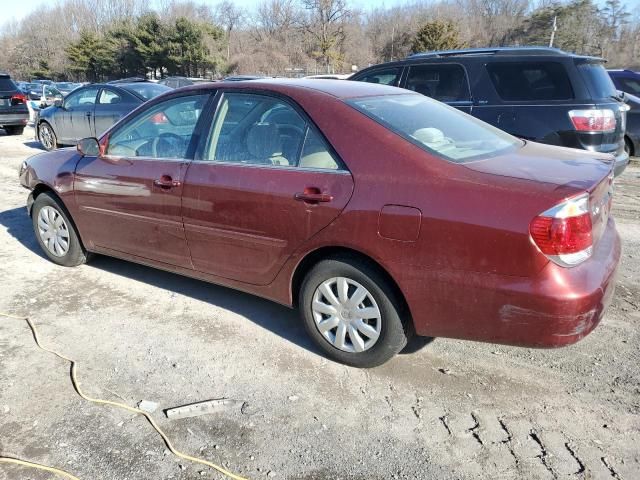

578,62,618,99
122,83,171,100
0,78,17,91
347,94,521,163
486,62,574,101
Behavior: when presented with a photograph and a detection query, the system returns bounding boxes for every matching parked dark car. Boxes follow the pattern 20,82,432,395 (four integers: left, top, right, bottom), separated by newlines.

620,92,640,156
159,76,212,88
20,79,619,367
608,69,640,97
54,82,82,96
223,75,264,81
351,47,629,176
36,82,171,150
0,73,29,135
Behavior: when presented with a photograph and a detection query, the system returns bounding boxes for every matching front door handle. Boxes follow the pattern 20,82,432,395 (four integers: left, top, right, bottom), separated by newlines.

154,175,181,189
294,187,333,204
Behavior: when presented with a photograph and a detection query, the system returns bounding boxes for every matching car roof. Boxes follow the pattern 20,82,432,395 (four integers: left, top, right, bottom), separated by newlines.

200,77,410,99
407,46,603,61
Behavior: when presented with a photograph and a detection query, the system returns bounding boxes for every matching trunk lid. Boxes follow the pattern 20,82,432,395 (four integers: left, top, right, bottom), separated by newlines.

464,140,614,249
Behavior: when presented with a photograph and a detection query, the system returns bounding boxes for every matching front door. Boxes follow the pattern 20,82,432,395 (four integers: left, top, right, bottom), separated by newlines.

181,92,354,285
60,86,100,143
74,93,211,268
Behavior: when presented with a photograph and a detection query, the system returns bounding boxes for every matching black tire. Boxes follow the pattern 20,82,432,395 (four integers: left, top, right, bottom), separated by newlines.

299,256,411,368
38,122,58,151
624,136,634,157
32,192,88,267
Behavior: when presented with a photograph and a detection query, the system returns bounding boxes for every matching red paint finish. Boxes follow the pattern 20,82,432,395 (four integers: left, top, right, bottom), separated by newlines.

19,79,622,349
378,205,421,242
181,162,353,285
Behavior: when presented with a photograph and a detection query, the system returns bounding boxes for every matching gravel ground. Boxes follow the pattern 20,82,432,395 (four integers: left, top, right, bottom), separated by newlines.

0,127,638,480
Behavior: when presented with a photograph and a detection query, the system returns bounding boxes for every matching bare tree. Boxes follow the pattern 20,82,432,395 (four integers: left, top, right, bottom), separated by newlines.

301,0,350,73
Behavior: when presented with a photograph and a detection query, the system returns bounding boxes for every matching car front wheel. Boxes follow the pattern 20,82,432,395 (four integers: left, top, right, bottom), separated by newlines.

32,192,88,267
299,257,410,367
38,122,58,151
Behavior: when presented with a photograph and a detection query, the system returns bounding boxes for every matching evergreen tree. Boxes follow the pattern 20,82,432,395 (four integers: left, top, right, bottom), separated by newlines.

411,20,466,54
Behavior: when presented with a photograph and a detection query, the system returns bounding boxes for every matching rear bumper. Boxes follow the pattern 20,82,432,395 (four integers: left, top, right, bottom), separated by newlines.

398,218,621,348
0,112,29,126
613,150,629,177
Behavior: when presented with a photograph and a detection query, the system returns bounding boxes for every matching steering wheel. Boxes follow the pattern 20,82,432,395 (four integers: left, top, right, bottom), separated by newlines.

151,132,184,158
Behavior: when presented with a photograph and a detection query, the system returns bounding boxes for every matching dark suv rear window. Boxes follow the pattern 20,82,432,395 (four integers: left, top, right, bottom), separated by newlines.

578,62,618,99
406,64,471,102
0,78,17,91
487,62,574,101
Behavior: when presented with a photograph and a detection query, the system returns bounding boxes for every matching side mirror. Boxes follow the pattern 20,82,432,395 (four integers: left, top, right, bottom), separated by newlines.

54,99,63,108
77,137,100,156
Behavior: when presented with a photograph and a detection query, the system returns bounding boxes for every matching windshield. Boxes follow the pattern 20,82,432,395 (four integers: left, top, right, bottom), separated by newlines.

122,83,171,100
347,94,521,163
578,62,618,99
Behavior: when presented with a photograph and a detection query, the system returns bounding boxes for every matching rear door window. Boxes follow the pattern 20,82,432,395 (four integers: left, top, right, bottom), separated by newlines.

355,68,402,86
617,77,640,96
405,64,471,102
487,62,574,101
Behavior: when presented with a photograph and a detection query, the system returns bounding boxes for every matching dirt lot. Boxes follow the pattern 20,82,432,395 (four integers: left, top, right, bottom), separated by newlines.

0,127,638,480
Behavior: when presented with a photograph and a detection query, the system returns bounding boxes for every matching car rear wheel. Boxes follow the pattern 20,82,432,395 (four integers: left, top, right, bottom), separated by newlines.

4,126,24,136
624,136,634,157
32,193,88,267
299,257,410,367
38,122,58,151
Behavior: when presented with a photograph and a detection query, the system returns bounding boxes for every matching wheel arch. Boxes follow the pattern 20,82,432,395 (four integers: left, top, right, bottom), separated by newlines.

625,134,635,157
30,184,88,252
291,246,414,328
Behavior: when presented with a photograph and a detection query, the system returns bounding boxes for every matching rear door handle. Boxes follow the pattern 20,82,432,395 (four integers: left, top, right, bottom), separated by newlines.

294,189,333,204
154,175,181,189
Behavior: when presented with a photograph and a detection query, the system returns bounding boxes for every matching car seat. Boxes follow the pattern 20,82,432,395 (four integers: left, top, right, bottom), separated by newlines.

246,123,289,165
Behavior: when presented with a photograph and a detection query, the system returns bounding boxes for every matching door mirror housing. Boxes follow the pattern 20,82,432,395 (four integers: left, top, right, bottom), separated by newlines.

77,137,100,156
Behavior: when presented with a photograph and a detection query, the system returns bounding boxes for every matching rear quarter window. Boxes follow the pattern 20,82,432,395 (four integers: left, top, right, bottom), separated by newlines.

578,62,618,99
487,62,574,101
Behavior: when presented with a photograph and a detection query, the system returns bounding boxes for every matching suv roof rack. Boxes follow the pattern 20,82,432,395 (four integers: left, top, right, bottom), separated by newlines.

407,46,572,59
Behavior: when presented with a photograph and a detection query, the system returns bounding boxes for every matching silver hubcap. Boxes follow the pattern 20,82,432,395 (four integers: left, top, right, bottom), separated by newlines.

40,125,54,149
311,277,382,353
37,206,70,257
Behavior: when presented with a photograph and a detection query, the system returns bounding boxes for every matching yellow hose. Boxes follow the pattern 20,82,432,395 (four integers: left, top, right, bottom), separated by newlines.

0,312,249,480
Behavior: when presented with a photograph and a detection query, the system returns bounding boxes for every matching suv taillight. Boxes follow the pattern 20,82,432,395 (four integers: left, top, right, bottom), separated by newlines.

568,109,615,132
11,93,27,105
529,193,593,267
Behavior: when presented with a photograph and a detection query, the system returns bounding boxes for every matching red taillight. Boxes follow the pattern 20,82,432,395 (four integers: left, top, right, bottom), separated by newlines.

151,112,168,124
11,93,27,105
568,109,615,132
529,193,593,267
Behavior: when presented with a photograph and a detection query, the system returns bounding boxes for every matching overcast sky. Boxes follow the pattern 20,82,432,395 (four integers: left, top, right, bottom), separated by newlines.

3,0,640,24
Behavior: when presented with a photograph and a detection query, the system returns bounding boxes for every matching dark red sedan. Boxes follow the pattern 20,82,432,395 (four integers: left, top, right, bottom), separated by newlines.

19,79,620,367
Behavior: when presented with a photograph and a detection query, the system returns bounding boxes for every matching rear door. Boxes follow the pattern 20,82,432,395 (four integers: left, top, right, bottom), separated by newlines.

401,63,473,114
181,91,354,285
